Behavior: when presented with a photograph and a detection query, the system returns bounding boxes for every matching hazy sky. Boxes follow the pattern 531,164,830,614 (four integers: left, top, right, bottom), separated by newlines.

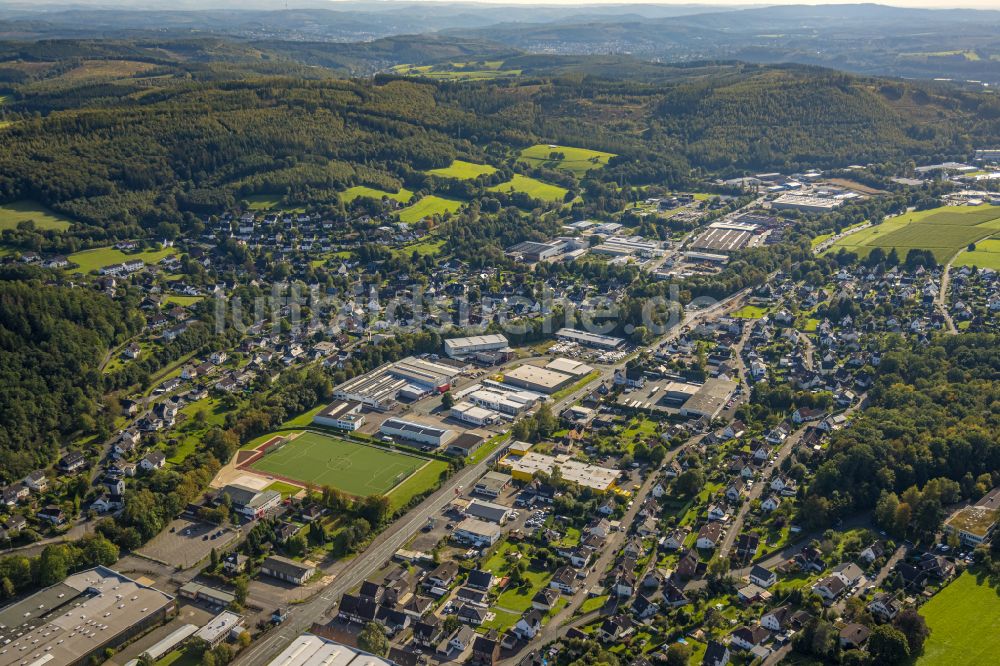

337,0,1000,8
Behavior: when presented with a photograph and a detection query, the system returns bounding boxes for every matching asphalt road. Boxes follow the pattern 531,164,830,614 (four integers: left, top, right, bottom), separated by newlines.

234,445,507,666
235,272,758,666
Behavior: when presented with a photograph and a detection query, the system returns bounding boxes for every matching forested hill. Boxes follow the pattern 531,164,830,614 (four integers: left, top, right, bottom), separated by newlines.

0,279,141,482
0,43,998,239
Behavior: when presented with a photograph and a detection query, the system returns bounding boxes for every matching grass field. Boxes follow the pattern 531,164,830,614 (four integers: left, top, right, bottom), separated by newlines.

387,459,450,510
518,144,615,177
250,431,426,497
391,61,521,81
731,305,769,319
827,205,1000,264
398,195,464,223
0,201,74,231
919,572,1000,665
953,238,1000,270
393,238,445,258
265,481,303,498
340,185,413,204
60,59,158,81
67,246,177,274
243,194,305,213
426,160,496,180
489,174,569,202
164,295,204,306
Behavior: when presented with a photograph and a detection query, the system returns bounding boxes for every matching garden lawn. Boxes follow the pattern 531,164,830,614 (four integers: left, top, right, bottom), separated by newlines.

518,144,615,177
489,174,568,202
479,609,520,633
494,569,551,613
398,195,464,223
249,430,426,497
579,594,608,614
0,201,74,231
732,305,768,319
919,572,1000,666
164,295,204,306
340,185,413,204
426,160,496,180
67,246,177,274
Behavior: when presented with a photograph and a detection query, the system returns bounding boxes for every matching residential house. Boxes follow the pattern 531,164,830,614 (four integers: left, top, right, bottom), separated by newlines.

24,471,47,493
513,610,543,640
730,625,769,651
58,451,87,474
868,593,902,621
697,523,724,550
702,640,730,666
140,451,166,472
550,566,577,594
839,623,871,649
471,631,501,666
749,564,777,588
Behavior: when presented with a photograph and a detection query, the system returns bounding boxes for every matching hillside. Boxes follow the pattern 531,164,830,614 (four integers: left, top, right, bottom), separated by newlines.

0,42,997,237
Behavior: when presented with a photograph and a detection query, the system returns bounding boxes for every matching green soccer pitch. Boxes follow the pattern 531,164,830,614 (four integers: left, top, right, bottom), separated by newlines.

249,431,426,497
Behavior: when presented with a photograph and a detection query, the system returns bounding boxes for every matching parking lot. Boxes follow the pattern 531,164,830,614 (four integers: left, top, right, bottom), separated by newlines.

136,517,240,569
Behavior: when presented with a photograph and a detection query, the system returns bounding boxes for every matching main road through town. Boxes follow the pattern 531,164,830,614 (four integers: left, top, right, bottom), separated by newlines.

235,284,753,666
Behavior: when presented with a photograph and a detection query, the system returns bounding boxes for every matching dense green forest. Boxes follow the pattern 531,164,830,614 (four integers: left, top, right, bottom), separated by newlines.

0,40,997,242
0,280,140,482
798,334,1000,537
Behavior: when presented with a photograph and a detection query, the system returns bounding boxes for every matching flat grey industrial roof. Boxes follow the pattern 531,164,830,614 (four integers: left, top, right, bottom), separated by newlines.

381,418,449,438
0,567,174,666
690,226,752,253
555,327,624,348
504,365,573,390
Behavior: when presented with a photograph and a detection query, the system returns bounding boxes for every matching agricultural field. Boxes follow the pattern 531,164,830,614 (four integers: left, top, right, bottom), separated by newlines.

391,61,521,81
488,174,569,202
0,201,74,231
426,160,497,180
67,246,177,274
518,144,615,177
953,238,1000,270
59,59,158,81
340,185,414,204
248,430,427,497
827,205,1000,264
398,195,464,223
919,572,1000,665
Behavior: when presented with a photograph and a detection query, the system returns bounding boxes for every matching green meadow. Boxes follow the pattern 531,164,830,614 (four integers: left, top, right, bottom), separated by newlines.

518,144,615,177
0,201,74,231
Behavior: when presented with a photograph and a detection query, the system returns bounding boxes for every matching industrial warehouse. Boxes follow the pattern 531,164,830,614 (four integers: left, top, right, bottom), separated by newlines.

555,327,625,349
0,567,176,666
688,221,760,253
618,376,739,420
379,417,456,448
443,333,511,360
332,356,465,410
501,364,575,394
264,634,391,666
